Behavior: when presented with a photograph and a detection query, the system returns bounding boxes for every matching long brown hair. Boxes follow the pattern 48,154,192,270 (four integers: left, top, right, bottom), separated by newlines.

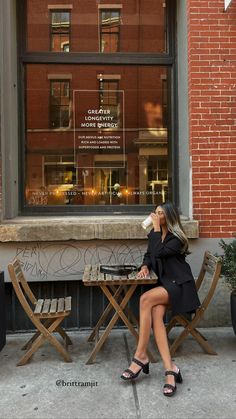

156,201,191,255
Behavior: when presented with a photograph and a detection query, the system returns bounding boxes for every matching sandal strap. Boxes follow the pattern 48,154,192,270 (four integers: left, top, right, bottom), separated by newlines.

163,384,176,390
123,368,136,377
132,357,146,368
165,370,178,378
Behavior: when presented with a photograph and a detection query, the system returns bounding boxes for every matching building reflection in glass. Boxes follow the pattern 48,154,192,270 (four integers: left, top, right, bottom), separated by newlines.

27,0,166,53
25,65,169,206
24,1,170,207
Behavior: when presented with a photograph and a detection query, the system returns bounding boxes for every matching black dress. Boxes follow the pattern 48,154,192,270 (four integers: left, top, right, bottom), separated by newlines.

140,229,201,316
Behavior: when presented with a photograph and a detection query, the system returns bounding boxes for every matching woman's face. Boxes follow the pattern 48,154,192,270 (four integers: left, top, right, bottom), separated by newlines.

155,206,167,225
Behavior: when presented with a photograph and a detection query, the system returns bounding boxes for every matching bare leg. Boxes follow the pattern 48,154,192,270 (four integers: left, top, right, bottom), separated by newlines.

121,287,170,378
152,304,179,394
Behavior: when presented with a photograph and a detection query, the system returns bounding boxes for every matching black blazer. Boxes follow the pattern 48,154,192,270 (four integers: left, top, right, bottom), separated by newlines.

140,229,195,285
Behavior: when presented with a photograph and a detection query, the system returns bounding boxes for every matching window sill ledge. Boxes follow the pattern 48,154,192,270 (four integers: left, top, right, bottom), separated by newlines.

0,216,199,242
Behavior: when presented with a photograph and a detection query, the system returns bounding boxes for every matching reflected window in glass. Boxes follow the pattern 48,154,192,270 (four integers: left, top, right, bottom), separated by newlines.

50,11,70,52
99,80,120,126
100,10,120,52
50,80,70,128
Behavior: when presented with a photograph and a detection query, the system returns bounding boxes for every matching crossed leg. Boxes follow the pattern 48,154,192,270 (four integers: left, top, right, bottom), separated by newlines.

121,286,179,394
121,287,169,376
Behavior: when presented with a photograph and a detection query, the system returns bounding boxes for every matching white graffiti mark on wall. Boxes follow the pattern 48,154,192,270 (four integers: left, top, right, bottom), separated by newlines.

14,242,145,281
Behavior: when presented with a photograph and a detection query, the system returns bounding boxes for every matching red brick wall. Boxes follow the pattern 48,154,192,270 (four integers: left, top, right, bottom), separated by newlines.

188,0,236,238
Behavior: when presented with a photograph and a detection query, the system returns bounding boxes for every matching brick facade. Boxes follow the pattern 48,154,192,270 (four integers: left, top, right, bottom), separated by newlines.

188,0,236,237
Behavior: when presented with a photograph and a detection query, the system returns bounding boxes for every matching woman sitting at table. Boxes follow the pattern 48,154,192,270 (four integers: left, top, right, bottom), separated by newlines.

120,201,201,397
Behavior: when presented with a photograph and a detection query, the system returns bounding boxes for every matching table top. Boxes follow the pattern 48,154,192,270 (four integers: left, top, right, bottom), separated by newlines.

83,264,158,286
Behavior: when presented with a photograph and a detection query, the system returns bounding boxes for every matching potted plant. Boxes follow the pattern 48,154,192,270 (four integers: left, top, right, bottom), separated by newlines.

216,239,236,335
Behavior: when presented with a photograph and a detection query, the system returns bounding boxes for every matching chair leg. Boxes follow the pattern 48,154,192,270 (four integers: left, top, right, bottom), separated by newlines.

21,319,52,350
190,328,218,355
47,332,72,362
169,322,218,356
169,327,191,356
21,331,41,351
17,317,72,366
22,322,72,350
17,334,47,366
56,326,73,346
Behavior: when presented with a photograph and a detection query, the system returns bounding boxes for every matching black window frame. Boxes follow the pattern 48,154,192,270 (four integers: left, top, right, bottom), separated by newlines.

17,0,178,216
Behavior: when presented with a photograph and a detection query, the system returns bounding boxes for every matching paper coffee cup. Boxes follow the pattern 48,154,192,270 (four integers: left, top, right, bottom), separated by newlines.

141,215,152,229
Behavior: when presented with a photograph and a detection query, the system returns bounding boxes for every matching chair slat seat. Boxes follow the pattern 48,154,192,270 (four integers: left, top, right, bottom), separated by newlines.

42,299,51,314
50,298,58,314
58,298,65,313
34,299,44,315
65,296,72,312
33,297,72,317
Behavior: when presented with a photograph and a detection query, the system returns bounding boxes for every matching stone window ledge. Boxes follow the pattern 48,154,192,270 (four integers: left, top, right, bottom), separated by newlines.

0,216,199,242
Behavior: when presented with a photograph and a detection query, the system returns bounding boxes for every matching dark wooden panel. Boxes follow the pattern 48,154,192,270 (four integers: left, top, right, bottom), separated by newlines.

0,272,6,349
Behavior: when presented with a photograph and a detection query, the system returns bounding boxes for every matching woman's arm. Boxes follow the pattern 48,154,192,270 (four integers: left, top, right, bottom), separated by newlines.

139,240,152,270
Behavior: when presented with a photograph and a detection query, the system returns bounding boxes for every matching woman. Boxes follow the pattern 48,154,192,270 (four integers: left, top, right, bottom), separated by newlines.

120,201,201,397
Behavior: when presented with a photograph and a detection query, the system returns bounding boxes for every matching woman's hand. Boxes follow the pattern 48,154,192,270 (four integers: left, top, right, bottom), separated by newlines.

150,212,161,231
137,265,150,278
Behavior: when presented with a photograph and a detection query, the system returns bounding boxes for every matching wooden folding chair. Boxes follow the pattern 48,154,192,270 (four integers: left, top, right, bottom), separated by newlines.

8,259,73,366
165,251,222,356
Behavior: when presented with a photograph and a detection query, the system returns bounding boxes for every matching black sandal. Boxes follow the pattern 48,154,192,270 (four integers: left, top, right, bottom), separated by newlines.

163,368,183,397
120,357,150,381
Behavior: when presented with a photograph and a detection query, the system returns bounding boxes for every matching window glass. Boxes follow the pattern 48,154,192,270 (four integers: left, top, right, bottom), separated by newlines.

99,80,120,126
50,11,70,52
26,0,167,53
50,81,71,128
25,65,170,207
100,10,120,52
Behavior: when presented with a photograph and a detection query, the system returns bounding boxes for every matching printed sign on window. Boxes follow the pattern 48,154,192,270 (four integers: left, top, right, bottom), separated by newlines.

73,90,125,169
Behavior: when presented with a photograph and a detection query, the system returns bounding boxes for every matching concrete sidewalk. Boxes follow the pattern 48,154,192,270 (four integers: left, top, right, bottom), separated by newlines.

0,327,235,419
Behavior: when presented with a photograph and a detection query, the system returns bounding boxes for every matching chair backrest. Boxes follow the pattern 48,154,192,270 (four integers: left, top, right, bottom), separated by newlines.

195,250,222,310
8,260,37,319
